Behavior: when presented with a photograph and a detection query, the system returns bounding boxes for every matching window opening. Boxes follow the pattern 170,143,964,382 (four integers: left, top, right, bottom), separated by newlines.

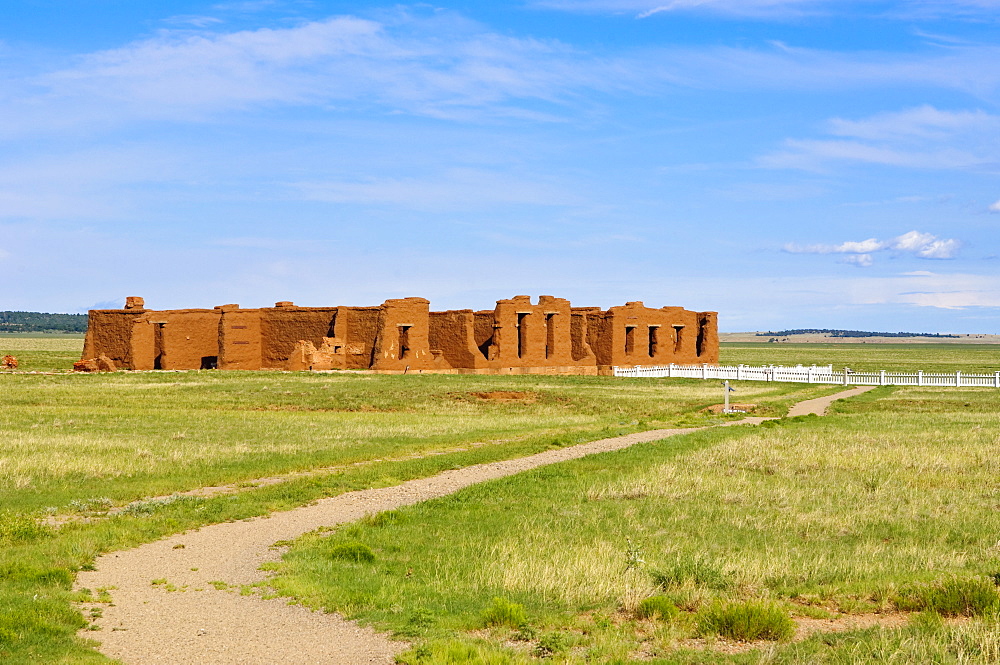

153,322,166,370
517,313,528,358
398,325,411,360
625,326,636,356
648,326,659,358
545,313,556,358
673,325,684,354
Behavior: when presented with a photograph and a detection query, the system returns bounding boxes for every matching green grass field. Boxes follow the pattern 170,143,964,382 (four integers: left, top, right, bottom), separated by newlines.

1,336,998,663
269,386,1000,664
0,334,84,372
720,342,1000,374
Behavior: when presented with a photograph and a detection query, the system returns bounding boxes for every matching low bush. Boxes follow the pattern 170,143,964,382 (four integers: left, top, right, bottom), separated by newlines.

0,512,51,545
482,597,527,629
636,595,679,621
533,631,569,657
895,577,1000,617
327,542,376,563
696,600,795,642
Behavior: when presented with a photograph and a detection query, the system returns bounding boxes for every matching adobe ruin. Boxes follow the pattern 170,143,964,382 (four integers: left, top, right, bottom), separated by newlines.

81,295,718,374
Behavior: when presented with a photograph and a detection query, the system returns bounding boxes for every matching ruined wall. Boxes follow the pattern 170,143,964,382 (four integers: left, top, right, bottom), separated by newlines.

473,311,496,361
429,310,485,370
260,304,338,369
149,310,222,370
696,312,720,364
82,295,718,373
218,306,262,370
480,295,596,372
594,302,718,367
570,310,597,364
83,311,137,368
335,307,381,370
372,298,440,371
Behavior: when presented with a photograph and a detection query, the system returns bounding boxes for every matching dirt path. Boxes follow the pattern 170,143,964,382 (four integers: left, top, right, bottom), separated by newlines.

786,385,875,417
76,387,874,664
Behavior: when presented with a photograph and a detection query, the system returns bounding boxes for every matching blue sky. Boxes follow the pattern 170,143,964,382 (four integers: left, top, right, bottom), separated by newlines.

2,0,999,332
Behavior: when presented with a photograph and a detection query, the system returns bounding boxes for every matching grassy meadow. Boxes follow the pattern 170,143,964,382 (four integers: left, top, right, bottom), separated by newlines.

0,334,84,372
719,342,1000,374
0,342,828,664
0,335,997,663
270,385,1000,664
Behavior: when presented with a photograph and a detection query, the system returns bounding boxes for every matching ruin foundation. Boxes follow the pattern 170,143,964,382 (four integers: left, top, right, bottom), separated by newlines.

81,296,718,374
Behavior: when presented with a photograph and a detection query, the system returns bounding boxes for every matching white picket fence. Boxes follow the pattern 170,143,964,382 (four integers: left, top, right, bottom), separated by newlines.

613,363,1000,388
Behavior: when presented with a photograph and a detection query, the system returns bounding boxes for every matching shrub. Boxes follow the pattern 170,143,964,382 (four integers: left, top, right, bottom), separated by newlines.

696,601,795,642
895,577,1000,617
636,595,679,621
482,597,527,629
533,631,569,657
327,542,376,563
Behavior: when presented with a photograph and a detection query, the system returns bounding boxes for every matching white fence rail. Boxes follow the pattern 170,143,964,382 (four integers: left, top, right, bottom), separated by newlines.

613,363,1000,388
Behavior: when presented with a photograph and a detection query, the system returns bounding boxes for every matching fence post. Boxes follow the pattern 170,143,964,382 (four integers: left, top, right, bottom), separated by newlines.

807,366,814,383
843,367,848,385
918,370,923,386
996,371,1000,389
955,370,961,387
702,363,708,380
880,370,886,386
668,363,674,378
737,364,743,380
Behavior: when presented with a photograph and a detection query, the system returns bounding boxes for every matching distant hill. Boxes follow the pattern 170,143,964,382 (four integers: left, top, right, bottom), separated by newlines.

0,311,88,333
757,329,958,339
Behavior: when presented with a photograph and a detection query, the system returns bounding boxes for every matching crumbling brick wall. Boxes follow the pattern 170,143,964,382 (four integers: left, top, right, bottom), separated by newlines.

81,296,718,373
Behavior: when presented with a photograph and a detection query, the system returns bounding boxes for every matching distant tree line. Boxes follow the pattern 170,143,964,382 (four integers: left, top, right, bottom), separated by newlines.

0,311,88,333
757,328,958,339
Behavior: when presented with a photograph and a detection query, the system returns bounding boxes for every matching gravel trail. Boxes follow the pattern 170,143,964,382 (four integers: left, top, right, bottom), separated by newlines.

76,386,871,664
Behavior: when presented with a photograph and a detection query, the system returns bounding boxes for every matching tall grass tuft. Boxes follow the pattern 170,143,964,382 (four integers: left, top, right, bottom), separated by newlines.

696,600,795,641
636,595,679,621
327,542,376,563
651,554,732,590
895,577,1000,617
0,512,51,545
397,638,529,664
482,597,527,629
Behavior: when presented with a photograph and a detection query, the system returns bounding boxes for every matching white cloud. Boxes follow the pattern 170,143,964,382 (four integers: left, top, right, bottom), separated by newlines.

989,199,1000,212
842,253,873,267
3,13,1000,140
761,106,1000,172
836,238,883,253
784,230,960,264
0,13,639,135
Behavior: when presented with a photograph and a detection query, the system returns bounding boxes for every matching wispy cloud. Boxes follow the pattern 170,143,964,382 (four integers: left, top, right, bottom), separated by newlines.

784,230,961,265
531,0,1000,20
0,12,640,136
293,168,582,211
861,271,1000,309
761,105,1000,171
989,199,1000,212
4,12,1000,141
